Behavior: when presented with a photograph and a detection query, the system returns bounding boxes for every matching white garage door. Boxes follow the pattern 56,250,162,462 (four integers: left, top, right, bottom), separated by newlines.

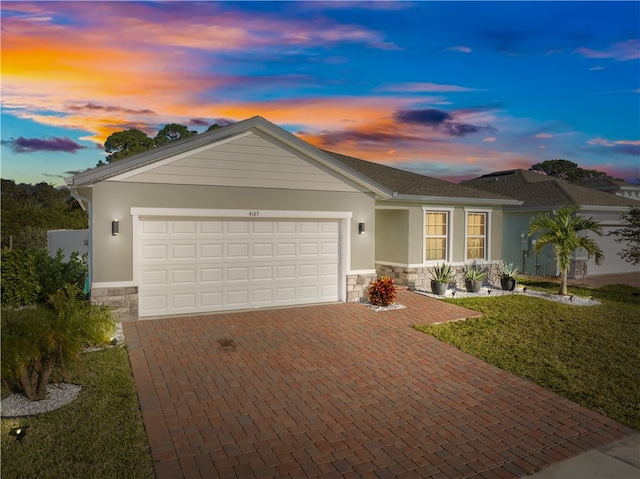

586,227,640,276
138,218,341,317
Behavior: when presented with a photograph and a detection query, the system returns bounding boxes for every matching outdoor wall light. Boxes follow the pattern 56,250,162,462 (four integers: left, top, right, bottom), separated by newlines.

358,222,365,234
9,426,29,443
111,220,119,236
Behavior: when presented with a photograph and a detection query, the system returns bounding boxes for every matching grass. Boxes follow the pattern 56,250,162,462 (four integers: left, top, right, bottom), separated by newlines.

1,346,154,479
414,280,640,431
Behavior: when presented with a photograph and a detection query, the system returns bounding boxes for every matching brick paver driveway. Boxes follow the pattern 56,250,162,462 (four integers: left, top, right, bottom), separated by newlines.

123,290,634,479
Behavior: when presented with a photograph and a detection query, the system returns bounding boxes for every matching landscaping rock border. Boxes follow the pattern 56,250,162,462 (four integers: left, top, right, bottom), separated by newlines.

1,384,81,418
415,285,601,306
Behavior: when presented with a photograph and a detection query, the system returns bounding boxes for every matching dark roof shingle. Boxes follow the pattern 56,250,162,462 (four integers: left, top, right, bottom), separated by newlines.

463,169,640,208
324,151,516,201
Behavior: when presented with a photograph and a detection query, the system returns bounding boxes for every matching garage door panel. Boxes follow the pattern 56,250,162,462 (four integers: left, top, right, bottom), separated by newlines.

227,290,249,305
200,221,223,234
141,244,168,260
276,287,296,301
201,292,222,307
300,264,319,277
253,243,274,257
172,221,196,234
201,244,223,258
139,218,341,316
300,242,319,255
201,268,223,283
322,242,339,255
322,263,338,277
252,266,274,280
142,221,168,235
172,244,196,259
141,295,167,313
252,289,273,303
142,270,168,285
300,222,319,234
172,293,196,309
227,267,249,281
227,222,249,234
252,222,274,234
227,243,250,258
587,228,640,275
276,265,296,279
172,269,196,285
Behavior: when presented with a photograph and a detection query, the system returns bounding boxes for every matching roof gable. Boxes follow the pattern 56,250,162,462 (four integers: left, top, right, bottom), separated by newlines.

68,116,519,205
104,130,362,193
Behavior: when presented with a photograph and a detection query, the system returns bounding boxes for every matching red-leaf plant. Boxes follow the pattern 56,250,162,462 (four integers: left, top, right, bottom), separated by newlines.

367,276,397,307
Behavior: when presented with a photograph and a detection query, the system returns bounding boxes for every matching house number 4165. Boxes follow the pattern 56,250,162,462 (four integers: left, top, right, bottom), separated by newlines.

249,210,260,217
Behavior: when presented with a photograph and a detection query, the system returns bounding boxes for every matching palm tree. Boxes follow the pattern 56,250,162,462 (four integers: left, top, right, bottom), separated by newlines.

527,206,604,295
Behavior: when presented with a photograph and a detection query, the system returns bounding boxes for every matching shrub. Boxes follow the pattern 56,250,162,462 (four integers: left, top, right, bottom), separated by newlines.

429,263,454,283
0,248,41,307
1,284,116,401
464,265,487,282
0,248,88,307
499,262,520,279
34,249,88,302
367,276,397,307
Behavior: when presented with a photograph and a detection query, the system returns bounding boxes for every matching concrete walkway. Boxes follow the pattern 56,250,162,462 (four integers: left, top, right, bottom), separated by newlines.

124,290,636,478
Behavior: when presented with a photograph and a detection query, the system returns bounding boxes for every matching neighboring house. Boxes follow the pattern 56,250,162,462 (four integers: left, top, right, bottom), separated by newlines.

66,116,520,321
464,169,640,278
577,177,640,199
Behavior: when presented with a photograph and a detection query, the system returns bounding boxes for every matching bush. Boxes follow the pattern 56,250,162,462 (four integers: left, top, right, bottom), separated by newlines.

0,248,87,307
367,276,397,307
1,285,116,401
34,249,87,302
0,248,41,307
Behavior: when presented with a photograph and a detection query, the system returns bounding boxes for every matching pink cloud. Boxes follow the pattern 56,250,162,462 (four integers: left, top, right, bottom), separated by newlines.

447,46,472,54
575,39,640,61
378,82,481,93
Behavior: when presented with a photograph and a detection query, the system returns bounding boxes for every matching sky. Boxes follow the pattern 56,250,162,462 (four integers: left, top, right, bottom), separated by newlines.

1,1,639,187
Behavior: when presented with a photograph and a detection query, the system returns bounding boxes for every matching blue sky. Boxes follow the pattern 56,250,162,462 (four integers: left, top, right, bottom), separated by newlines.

1,1,639,186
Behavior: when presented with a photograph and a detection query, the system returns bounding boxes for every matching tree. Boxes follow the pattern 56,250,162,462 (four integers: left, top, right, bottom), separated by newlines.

102,123,206,164
608,208,640,265
104,128,155,163
1,284,115,401
527,205,604,295
1,179,88,249
154,123,197,146
530,159,609,181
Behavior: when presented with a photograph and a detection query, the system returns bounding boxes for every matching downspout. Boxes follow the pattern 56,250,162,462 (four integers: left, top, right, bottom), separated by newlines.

67,183,93,296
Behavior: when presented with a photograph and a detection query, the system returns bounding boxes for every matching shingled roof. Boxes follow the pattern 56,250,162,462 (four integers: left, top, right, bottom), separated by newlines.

463,169,640,209
324,150,518,202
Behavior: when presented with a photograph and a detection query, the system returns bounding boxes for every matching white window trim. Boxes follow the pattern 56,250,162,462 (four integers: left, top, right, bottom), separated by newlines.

422,207,454,264
464,209,491,262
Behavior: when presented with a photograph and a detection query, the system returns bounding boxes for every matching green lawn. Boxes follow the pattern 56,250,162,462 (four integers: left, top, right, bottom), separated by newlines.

415,281,640,431
1,346,154,479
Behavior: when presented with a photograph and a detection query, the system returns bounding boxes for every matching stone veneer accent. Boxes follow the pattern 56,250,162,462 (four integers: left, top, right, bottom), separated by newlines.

376,263,503,291
346,273,378,302
91,286,138,322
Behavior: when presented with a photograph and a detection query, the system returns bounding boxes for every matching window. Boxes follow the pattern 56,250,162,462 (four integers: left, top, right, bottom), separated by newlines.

466,212,487,260
425,211,448,261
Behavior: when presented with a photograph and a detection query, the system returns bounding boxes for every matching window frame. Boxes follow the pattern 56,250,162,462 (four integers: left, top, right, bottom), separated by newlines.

422,207,453,264
464,209,491,261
